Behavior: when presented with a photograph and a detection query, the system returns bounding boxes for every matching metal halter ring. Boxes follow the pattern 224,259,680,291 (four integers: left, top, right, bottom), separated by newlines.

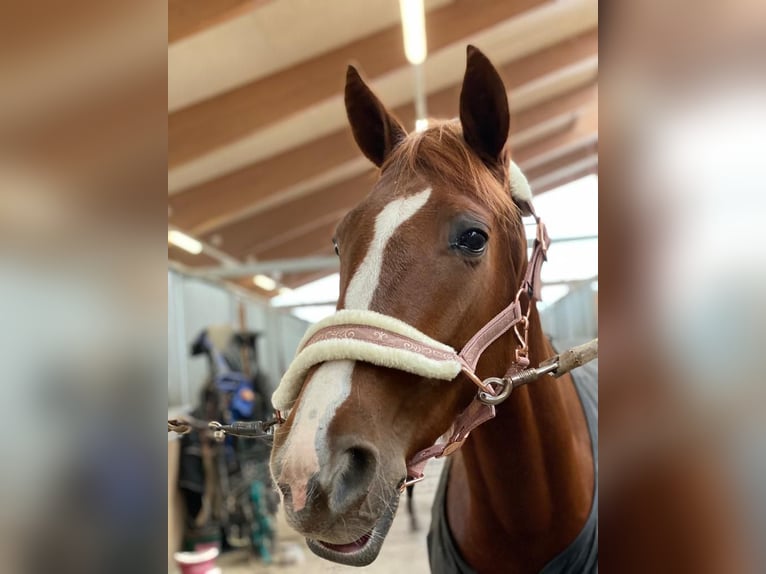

477,377,513,406
398,475,425,493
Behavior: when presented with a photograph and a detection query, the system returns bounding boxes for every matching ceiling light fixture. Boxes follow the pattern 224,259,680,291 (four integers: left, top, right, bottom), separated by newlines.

168,230,202,255
253,274,277,291
399,0,427,65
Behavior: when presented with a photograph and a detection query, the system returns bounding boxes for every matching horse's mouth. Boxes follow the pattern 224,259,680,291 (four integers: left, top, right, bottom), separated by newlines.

305,491,399,566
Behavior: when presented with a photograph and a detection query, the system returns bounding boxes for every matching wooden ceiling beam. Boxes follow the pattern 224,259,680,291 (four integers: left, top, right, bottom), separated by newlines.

253,219,342,262
402,31,598,126
228,143,597,261
524,139,598,183
202,144,595,279
215,116,595,260
169,30,598,234
530,153,598,190
168,0,270,44
204,93,596,258
174,150,598,275
249,209,351,258
168,0,548,167
531,160,597,195
209,167,371,255
513,83,596,134
514,105,598,168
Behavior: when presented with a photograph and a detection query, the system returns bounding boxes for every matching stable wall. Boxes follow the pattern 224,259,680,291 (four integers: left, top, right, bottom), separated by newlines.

540,282,598,342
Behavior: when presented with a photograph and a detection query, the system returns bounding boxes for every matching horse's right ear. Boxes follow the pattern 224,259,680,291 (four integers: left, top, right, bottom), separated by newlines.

344,65,407,168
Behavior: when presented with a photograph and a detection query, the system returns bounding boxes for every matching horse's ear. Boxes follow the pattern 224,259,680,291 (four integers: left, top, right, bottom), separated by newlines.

459,46,510,167
345,65,407,168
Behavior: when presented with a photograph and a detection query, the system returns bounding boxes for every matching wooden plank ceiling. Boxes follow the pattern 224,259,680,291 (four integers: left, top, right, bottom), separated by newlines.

168,0,598,298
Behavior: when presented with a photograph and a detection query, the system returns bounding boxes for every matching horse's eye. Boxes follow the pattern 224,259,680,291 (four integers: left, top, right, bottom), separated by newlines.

332,239,340,256
457,229,488,255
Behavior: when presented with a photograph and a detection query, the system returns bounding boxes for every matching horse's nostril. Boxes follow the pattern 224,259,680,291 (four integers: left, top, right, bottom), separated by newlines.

329,444,378,515
347,446,376,478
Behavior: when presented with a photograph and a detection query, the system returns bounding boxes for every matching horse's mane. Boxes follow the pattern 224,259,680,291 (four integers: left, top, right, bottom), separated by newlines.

381,120,519,225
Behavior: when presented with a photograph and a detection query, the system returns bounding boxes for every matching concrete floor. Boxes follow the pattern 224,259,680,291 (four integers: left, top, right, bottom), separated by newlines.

218,458,445,574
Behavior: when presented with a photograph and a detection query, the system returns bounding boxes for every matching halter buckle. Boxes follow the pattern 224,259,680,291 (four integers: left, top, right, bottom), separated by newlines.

441,440,466,457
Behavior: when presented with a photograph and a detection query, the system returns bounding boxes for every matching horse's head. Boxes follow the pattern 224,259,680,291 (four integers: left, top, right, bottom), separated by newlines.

269,47,532,565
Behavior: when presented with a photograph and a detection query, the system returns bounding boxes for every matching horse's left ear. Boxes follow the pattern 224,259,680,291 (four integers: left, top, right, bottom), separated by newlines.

460,46,510,168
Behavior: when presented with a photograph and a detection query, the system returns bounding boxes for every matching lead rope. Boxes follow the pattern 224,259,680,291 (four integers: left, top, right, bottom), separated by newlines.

168,413,283,441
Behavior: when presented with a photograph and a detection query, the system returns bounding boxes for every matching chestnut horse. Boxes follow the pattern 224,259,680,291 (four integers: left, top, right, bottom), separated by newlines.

269,47,596,572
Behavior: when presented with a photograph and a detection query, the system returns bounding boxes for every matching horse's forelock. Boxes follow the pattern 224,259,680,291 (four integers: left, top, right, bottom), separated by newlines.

381,120,519,226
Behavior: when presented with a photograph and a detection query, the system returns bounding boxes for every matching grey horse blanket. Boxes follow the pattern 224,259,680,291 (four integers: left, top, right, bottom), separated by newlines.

427,350,598,573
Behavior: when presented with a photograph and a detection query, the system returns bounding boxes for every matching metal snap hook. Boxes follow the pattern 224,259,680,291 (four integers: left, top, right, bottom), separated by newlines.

477,377,513,405
398,475,425,492
208,421,226,441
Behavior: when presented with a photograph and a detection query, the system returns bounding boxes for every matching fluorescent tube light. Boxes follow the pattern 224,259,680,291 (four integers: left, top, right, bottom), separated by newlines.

253,274,277,291
168,230,202,255
399,0,427,65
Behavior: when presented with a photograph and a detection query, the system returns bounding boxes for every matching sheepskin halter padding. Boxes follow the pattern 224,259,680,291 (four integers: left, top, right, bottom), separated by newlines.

272,309,462,411
509,160,532,202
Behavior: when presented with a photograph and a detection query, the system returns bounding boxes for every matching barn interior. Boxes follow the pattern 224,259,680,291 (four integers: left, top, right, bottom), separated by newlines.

167,1,598,572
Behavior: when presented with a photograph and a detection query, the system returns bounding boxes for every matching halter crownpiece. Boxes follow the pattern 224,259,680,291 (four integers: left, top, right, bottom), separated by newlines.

271,161,551,487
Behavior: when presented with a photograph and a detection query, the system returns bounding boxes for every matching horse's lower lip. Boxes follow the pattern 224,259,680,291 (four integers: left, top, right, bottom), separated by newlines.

307,527,382,567
305,490,399,566
316,531,372,554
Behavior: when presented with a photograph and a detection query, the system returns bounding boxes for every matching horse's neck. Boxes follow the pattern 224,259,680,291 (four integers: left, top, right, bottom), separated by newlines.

446,308,594,573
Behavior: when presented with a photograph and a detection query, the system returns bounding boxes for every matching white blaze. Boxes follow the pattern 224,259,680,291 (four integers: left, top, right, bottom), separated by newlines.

279,188,432,509
345,188,432,309
278,360,354,511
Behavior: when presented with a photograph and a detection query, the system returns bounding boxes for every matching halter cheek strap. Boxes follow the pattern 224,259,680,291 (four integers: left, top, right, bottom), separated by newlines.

404,203,549,487
270,203,550,490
